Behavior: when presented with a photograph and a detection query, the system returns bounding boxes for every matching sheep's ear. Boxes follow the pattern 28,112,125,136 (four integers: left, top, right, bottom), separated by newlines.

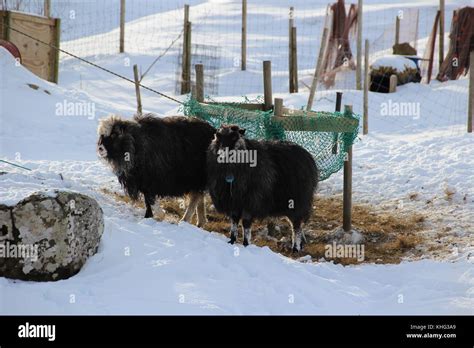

239,128,246,135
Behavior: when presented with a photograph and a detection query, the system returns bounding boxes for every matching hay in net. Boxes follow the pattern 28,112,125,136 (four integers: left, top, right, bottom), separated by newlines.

183,97,359,181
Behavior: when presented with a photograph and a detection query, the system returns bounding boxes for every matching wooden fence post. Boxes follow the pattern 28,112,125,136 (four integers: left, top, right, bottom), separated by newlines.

363,39,369,134
274,98,283,117
241,0,247,71
183,4,189,28
332,92,343,154
289,6,294,90
414,9,420,51
263,61,272,111
181,5,191,94
395,15,400,46
2,11,10,40
290,26,298,93
44,0,51,17
186,23,192,91
53,18,61,83
133,65,142,115
289,7,294,38
195,63,204,102
289,23,294,93
426,11,440,84
389,74,397,93
439,0,445,68
307,27,328,111
289,7,298,93
468,51,474,133
356,0,363,90
343,104,353,232
119,0,125,53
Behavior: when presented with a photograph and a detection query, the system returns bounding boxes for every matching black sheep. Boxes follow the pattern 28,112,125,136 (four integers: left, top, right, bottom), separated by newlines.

97,114,215,225
207,124,318,252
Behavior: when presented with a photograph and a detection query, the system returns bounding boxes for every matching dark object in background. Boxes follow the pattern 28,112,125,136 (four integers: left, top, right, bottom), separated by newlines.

437,6,474,81
370,73,392,93
0,39,21,62
370,63,422,93
328,0,359,69
320,0,359,87
393,42,417,56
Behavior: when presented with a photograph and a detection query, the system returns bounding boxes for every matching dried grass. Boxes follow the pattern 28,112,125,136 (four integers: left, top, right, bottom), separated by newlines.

101,189,426,265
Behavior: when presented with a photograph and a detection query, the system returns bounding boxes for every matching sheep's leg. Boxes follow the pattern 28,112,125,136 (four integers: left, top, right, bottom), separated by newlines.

195,193,207,227
228,213,241,244
291,219,304,253
242,212,253,247
144,194,154,218
180,192,199,224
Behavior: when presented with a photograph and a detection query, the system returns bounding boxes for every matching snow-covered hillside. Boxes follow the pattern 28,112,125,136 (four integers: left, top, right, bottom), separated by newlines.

0,48,111,160
0,0,473,315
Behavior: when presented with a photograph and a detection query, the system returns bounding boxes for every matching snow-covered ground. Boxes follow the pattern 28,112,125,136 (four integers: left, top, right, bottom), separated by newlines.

1,0,473,315
1,162,473,314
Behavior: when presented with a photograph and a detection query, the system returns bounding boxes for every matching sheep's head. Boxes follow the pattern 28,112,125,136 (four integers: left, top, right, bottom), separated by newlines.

97,115,136,174
213,124,246,150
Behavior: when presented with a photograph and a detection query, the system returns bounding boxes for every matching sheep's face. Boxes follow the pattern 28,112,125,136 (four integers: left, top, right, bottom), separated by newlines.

97,125,123,160
97,116,135,172
213,124,246,150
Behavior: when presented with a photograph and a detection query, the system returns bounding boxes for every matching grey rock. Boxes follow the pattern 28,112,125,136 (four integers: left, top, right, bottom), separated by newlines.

0,191,104,281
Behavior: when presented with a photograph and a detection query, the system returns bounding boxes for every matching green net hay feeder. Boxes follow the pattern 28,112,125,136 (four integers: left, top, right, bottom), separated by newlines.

183,96,360,181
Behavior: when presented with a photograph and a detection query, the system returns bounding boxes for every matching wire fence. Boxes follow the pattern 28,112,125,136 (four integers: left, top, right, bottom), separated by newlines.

1,0,471,133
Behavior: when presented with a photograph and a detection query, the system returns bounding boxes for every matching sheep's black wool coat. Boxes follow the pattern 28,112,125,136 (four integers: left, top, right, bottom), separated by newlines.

207,137,318,223
99,114,215,200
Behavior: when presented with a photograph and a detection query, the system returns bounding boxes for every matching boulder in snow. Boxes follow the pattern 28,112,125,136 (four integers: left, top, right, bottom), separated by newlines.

0,191,104,281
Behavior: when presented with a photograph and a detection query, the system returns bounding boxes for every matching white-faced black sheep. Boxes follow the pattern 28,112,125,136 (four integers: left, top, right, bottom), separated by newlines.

97,114,215,226
207,124,318,252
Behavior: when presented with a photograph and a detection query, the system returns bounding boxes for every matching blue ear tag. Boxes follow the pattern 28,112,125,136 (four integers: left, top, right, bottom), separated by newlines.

225,174,234,197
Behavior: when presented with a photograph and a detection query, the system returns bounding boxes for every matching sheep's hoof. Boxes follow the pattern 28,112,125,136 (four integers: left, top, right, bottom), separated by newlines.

292,240,305,253
243,238,249,247
228,236,236,244
144,211,153,218
196,218,207,228
179,217,191,224
299,240,306,250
